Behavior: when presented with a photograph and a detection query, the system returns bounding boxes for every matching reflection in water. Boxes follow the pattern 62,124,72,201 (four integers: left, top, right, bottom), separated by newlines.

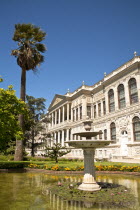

0,172,140,209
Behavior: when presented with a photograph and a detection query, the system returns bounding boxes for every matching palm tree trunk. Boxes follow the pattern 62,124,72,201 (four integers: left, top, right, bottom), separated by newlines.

14,68,26,161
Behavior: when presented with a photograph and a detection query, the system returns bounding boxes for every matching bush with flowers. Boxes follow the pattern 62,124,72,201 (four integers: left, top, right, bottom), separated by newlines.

26,162,140,172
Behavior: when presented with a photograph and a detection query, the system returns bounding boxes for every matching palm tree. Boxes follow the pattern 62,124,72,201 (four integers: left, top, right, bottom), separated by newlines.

11,23,46,160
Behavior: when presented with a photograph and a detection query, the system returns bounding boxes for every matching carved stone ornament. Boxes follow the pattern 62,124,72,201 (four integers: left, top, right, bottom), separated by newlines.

135,147,140,154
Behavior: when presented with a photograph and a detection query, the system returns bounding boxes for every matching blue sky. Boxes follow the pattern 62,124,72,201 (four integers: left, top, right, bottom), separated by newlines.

1,0,140,110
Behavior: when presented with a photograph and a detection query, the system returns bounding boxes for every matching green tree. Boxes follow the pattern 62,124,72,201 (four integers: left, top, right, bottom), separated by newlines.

0,78,29,153
25,95,46,157
11,23,46,160
45,143,71,163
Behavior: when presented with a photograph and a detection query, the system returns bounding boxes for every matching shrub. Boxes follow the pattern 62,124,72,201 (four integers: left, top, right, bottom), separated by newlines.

0,161,26,169
0,155,14,161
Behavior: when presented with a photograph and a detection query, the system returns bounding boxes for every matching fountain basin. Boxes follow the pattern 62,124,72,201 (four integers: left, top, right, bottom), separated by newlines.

73,131,101,137
65,140,111,149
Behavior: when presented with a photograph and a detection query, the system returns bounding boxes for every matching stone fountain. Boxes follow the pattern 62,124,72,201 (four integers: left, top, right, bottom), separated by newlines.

66,119,111,191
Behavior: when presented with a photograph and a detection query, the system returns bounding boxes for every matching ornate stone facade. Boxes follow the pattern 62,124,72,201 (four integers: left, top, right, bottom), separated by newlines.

38,56,140,161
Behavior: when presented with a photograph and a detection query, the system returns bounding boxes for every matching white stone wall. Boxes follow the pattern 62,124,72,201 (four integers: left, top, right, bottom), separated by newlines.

33,56,140,161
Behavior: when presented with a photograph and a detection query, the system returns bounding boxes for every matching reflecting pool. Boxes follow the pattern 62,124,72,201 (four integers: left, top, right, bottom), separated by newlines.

0,172,140,210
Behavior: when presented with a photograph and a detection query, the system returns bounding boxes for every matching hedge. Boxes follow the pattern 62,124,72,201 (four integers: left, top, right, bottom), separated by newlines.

0,161,28,169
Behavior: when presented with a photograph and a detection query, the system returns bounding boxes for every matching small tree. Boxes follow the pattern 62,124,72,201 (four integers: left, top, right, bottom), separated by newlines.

45,143,71,163
25,95,46,156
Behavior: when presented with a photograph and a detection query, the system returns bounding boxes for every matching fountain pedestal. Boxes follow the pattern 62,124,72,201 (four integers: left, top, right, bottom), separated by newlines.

78,149,101,191
66,119,111,192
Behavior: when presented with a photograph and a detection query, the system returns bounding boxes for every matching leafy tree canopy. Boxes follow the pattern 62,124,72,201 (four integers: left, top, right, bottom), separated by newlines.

11,23,46,71
0,78,29,152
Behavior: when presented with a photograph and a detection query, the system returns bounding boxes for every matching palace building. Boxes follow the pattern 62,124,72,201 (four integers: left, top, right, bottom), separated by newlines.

35,55,140,162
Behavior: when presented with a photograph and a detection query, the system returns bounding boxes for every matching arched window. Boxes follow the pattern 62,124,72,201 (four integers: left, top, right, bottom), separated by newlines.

128,78,138,104
108,89,115,112
110,122,116,141
133,116,140,141
118,84,126,109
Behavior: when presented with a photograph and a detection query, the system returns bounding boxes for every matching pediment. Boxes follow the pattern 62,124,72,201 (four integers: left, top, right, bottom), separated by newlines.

49,94,66,109
52,97,63,107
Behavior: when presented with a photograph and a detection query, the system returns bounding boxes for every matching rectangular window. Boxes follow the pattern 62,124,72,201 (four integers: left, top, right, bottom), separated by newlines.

94,105,96,118
103,101,106,115
111,128,116,140
73,109,75,121
87,106,91,118
56,111,59,124
80,106,82,119
98,103,101,117
131,93,138,104
99,131,102,139
104,129,107,140
109,103,115,112
76,108,78,121
69,104,71,120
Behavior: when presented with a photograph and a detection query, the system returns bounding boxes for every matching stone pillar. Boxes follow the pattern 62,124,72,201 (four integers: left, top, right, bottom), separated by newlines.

97,103,99,117
71,106,73,121
77,106,80,120
82,96,87,120
114,86,118,111
66,129,69,147
125,83,130,107
62,106,65,122
136,74,140,102
67,103,69,121
54,132,56,144
78,149,101,191
91,103,94,119
130,121,134,143
58,108,61,124
62,130,64,146
58,131,60,143
52,113,54,127
107,122,110,140
55,111,57,125
100,100,104,116
105,91,109,114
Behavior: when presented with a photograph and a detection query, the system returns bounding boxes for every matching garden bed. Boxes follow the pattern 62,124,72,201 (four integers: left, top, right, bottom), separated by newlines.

46,181,136,209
